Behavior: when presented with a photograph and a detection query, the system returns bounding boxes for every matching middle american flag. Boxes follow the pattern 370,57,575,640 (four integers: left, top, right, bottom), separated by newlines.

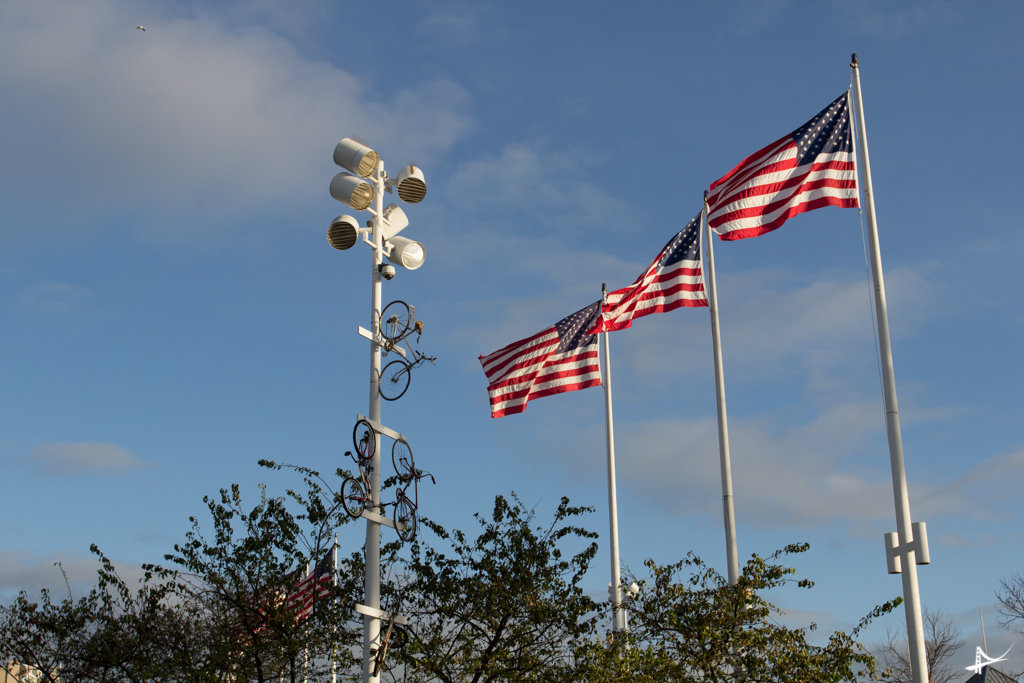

595,211,707,332
479,301,602,418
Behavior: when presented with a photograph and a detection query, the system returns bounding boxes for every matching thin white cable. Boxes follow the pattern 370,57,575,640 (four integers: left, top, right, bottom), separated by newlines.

850,82,887,418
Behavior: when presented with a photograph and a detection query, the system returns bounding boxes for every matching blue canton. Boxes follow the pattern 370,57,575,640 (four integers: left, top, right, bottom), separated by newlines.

790,91,853,166
659,212,703,267
555,301,601,353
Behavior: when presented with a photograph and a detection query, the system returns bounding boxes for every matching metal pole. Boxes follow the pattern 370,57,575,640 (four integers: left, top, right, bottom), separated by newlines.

702,198,740,585
332,533,338,683
601,284,625,632
363,158,385,683
305,559,312,683
851,53,928,683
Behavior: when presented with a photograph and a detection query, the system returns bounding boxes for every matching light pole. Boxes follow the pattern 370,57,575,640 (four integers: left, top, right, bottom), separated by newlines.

327,138,427,683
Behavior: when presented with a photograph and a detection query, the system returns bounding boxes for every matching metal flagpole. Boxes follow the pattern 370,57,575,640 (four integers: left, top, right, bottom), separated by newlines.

332,533,338,683
305,559,312,683
851,53,929,683
702,195,740,585
600,284,625,632
363,158,386,683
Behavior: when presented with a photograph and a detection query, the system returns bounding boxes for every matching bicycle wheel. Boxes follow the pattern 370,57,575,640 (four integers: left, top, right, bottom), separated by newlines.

380,301,412,342
392,625,407,650
341,477,367,518
353,419,376,461
392,438,414,482
395,495,416,542
379,360,411,401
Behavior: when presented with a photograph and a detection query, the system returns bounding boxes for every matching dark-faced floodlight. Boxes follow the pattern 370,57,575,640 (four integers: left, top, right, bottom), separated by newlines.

380,204,409,240
327,215,359,250
386,235,425,270
330,172,373,211
395,165,426,204
334,138,379,178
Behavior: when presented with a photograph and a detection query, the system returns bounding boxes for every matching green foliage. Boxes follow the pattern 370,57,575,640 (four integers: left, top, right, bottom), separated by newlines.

0,547,184,682
575,543,901,683
1,463,360,683
387,493,599,683
1,464,903,683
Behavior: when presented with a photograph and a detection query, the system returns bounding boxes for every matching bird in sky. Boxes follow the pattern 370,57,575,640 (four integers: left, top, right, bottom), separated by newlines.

136,25,145,31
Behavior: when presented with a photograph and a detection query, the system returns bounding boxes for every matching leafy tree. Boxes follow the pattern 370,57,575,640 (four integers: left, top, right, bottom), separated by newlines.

0,547,191,683
386,493,599,683
1,463,361,683
574,543,901,683
163,463,361,682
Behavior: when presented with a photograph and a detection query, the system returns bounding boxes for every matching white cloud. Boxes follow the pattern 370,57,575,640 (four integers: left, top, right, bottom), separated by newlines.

603,402,896,528
18,281,93,313
833,0,961,40
915,450,1024,523
26,442,154,477
0,0,472,238
0,547,149,602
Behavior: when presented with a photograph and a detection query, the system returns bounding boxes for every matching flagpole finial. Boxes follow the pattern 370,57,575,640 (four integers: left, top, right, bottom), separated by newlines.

703,189,709,199
851,53,858,68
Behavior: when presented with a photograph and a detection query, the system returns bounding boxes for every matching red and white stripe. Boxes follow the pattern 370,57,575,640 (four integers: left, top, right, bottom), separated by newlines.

287,568,332,620
479,327,600,418
601,257,705,331
706,139,858,241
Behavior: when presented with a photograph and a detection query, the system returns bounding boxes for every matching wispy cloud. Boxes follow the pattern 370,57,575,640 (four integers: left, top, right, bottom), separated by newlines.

0,0,472,239
25,442,154,477
831,0,961,40
0,547,149,601
18,281,93,313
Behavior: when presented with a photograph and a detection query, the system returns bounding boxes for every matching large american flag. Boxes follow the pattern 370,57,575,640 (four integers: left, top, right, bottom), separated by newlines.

287,559,333,619
596,212,707,332
706,91,858,241
479,301,603,418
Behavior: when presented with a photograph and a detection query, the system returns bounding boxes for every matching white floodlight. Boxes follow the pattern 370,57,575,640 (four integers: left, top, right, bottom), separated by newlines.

628,582,640,596
386,235,425,270
380,204,409,240
395,165,427,204
334,138,379,178
327,215,360,250
330,172,374,211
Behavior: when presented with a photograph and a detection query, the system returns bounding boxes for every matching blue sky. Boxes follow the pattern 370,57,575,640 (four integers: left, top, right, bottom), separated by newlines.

2,0,1023,666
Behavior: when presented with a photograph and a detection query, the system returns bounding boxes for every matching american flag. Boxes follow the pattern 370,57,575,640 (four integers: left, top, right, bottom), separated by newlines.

596,212,706,332
479,301,603,418
287,559,333,619
706,91,858,241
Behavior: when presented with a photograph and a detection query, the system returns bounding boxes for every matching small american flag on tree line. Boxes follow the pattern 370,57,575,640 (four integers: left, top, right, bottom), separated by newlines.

287,559,332,619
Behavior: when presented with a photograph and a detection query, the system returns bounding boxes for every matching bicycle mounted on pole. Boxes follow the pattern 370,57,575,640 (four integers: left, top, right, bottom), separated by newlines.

342,418,434,543
391,441,434,543
378,300,435,401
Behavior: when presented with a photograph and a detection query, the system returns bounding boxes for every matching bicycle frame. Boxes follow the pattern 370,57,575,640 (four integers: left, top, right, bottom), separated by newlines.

394,467,434,541
344,450,375,511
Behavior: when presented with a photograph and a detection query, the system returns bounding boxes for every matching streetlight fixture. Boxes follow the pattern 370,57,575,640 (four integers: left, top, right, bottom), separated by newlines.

326,137,428,683
327,215,360,251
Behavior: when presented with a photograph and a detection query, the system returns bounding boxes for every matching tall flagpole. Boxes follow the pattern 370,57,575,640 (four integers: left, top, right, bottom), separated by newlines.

305,559,312,683
332,533,338,683
703,195,740,585
601,283,625,632
851,54,929,683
